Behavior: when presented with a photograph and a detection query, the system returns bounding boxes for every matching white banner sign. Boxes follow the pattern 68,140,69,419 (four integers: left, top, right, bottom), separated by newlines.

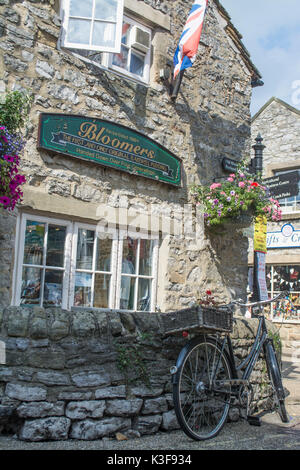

267,224,300,249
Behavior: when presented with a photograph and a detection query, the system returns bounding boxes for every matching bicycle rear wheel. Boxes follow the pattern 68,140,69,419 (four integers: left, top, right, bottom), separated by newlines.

264,341,289,423
173,336,233,441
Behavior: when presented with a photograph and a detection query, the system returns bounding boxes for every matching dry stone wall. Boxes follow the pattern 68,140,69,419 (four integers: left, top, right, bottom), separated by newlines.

0,306,279,441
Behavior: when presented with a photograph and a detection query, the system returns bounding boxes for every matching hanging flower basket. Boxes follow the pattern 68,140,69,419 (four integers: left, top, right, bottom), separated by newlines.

190,164,282,230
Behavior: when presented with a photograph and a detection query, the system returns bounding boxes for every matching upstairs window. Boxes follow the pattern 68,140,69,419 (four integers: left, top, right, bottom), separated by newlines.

108,17,151,83
60,1,151,84
61,0,124,53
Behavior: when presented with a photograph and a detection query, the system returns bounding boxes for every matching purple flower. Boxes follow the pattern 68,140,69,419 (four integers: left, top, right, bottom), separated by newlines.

0,196,11,206
3,154,15,163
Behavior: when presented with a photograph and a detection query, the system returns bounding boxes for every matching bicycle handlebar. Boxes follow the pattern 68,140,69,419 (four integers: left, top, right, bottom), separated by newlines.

230,290,289,309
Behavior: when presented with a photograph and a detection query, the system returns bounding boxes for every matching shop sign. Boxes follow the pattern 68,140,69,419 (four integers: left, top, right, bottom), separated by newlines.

222,157,238,173
267,224,300,249
263,172,300,199
38,113,181,187
254,215,267,253
254,251,269,301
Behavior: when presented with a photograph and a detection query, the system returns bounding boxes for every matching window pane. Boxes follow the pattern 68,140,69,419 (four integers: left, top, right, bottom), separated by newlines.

69,0,93,17
120,276,135,310
46,225,66,267
121,23,131,45
94,273,111,308
44,270,63,307
273,265,300,292
130,51,145,77
122,238,137,274
76,229,95,270
21,267,42,305
68,18,91,45
95,237,112,271
139,239,154,276
92,21,116,48
94,0,118,21
74,272,92,307
137,278,151,311
24,220,45,265
112,44,129,69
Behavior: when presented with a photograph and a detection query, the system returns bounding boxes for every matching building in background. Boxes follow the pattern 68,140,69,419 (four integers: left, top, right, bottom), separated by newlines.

0,0,261,313
251,97,300,358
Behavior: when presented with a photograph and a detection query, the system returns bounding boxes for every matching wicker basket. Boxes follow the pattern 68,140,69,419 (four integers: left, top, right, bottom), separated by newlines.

160,305,233,336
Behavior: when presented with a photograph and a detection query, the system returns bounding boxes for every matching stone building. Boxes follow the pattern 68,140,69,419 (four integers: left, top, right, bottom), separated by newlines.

251,97,300,359
0,0,261,314
1,0,286,443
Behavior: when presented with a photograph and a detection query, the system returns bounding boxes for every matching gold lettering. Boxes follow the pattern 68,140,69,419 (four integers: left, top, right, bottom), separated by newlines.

133,145,141,154
78,122,97,140
119,141,134,153
148,150,155,159
95,127,105,141
101,135,111,145
111,138,121,148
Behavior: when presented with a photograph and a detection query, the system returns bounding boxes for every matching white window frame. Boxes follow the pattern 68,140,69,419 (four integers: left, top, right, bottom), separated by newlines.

115,230,159,312
60,0,124,53
70,222,119,309
13,214,159,312
102,15,151,85
14,213,73,310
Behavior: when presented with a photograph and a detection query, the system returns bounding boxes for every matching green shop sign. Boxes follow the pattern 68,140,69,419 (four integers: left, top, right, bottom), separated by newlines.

38,113,181,187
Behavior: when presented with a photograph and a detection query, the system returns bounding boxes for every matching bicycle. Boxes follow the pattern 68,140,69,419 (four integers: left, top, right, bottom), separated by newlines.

170,291,290,441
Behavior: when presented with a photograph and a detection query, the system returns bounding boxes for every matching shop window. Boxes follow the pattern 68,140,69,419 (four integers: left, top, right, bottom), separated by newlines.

275,169,300,213
263,265,300,322
14,214,158,312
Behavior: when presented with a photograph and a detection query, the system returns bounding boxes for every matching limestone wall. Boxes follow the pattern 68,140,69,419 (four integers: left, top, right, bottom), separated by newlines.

0,306,279,441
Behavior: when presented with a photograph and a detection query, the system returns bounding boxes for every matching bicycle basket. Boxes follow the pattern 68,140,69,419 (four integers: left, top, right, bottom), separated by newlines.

160,305,233,336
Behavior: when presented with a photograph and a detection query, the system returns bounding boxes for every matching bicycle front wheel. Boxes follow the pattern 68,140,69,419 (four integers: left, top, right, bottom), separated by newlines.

264,341,289,423
173,336,233,441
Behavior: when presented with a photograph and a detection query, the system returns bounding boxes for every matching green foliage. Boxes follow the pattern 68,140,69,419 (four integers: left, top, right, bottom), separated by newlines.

0,91,32,133
115,341,151,388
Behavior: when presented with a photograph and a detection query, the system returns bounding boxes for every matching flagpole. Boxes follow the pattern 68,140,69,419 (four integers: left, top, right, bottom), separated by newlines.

170,70,185,101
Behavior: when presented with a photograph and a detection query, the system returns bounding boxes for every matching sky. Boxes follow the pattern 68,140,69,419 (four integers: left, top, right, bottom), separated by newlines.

220,0,300,116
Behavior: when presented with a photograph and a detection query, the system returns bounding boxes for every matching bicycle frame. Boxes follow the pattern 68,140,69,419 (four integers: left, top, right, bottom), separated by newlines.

225,313,269,381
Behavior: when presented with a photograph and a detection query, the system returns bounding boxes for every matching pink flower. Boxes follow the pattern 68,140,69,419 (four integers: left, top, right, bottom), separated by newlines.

227,177,234,182
229,174,236,178
210,183,222,190
238,182,245,188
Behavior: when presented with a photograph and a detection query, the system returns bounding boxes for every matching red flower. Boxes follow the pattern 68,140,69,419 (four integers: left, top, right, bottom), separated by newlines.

250,182,259,187
206,290,212,296
182,331,189,338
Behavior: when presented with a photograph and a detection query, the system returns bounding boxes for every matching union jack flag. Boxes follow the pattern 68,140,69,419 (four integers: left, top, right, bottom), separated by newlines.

173,0,208,80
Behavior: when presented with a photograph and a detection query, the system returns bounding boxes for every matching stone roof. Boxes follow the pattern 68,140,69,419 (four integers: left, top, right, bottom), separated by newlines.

252,96,300,122
214,0,262,81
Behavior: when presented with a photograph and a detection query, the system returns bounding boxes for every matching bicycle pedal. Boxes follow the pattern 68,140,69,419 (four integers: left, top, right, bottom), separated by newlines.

247,415,261,426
